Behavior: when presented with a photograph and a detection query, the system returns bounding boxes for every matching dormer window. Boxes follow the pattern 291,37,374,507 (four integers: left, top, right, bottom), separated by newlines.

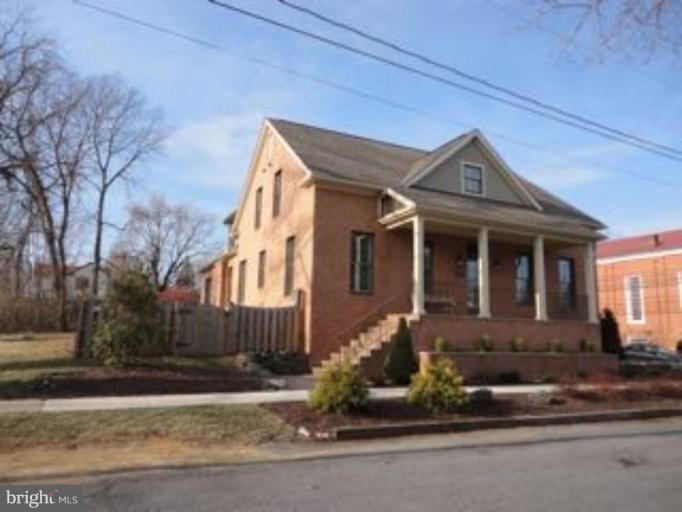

462,162,484,196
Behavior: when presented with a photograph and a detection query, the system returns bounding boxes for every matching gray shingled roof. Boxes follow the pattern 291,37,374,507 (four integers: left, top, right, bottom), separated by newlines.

269,118,605,232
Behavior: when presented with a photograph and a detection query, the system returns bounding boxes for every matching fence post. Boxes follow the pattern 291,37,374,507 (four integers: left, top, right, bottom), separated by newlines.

73,299,86,358
295,289,306,353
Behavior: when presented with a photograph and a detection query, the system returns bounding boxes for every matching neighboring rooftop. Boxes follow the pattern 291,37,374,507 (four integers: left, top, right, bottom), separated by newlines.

268,118,604,231
598,229,682,259
158,286,200,303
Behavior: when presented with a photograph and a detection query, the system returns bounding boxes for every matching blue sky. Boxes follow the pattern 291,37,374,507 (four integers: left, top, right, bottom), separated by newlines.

30,0,682,248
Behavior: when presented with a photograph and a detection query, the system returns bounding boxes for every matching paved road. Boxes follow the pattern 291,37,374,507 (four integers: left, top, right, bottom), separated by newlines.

80,418,682,511
0,384,554,413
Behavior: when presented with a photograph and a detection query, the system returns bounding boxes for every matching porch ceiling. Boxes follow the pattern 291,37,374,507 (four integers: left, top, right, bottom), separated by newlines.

390,218,582,248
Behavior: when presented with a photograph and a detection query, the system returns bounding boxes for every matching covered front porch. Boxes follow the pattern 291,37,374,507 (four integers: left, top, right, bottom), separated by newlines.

386,214,600,326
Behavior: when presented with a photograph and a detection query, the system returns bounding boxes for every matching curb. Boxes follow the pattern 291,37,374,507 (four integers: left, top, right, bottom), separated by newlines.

3,408,681,483
332,407,682,441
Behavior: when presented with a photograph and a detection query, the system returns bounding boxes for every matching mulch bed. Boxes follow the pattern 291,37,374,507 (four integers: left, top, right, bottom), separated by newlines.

264,380,682,439
3,366,265,399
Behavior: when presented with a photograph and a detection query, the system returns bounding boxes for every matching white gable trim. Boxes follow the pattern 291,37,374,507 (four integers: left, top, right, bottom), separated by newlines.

403,130,542,211
232,119,314,229
402,131,476,185
385,187,416,208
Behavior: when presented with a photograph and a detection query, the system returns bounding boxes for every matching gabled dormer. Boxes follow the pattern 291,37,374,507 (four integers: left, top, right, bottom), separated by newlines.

402,130,542,211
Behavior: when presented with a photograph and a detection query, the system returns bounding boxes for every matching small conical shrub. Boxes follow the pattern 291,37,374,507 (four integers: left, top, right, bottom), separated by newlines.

383,317,418,385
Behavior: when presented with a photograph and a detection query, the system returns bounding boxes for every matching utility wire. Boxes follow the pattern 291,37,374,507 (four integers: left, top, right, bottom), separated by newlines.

274,0,682,158
205,0,682,163
71,0,682,188
485,0,679,92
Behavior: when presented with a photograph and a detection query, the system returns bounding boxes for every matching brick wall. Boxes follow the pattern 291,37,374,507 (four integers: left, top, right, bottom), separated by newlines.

598,252,682,350
411,315,601,353
419,351,618,382
309,185,597,364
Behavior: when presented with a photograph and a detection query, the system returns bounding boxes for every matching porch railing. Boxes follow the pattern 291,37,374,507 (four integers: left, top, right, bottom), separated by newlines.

424,288,588,321
547,293,588,321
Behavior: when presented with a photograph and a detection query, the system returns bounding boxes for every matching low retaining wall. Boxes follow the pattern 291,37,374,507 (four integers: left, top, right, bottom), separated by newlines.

419,351,619,382
411,315,601,353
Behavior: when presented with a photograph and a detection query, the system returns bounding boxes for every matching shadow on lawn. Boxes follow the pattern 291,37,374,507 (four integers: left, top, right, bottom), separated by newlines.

0,358,97,372
0,356,265,399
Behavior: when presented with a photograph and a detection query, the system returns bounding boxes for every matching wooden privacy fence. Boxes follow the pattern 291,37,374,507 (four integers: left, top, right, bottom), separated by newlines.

168,300,304,356
75,292,305,357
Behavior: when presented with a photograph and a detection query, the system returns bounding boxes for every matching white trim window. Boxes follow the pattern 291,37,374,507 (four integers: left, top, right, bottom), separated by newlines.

461,162,484,196
624,275,645,324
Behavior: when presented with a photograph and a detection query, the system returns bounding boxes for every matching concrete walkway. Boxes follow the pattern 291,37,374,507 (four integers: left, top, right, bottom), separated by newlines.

0,384,555,414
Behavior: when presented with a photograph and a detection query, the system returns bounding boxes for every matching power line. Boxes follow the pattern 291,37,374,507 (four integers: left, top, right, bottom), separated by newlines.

275,0,682,157
70,0,682,189
206,0,682,164
484,0,679,92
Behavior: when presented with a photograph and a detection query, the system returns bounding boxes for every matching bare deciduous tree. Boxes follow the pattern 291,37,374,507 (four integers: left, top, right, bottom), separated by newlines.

119,195,215,291
0,8,166,326
0,6,60,183
0,182,35,296
0,8,93,327
534,0,682,61
84,75,166,298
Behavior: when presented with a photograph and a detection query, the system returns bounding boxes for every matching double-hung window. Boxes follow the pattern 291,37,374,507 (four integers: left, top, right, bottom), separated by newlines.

284,236,295,296
237,260,246,304
466,242,479,313
273,170,282,218
254,187,263,230
258,250,266,289
515,254,532,305
558,257,576,309
424,241,434,295
462,163,484,195
625,275,645,324
350,233,374,294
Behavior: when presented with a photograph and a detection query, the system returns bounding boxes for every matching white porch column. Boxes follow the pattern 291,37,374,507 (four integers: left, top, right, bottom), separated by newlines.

584,242,599,324
412,215,425,316
533,235,548,321
478,227,491,318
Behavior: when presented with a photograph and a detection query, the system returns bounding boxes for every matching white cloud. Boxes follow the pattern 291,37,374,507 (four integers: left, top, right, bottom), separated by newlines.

167,111,266,188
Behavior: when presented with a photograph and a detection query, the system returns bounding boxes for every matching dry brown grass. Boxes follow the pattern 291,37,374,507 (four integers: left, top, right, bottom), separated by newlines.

0,405,295,480
0,405,294,452
0,439,271,482
0,332,74,362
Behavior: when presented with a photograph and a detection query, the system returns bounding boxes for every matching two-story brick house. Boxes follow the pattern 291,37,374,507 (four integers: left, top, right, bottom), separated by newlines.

202,118,607,371
597,229,682,350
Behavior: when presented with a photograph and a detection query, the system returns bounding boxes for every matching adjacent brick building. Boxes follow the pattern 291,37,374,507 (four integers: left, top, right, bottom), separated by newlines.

597,229,682,350
202,119,607,372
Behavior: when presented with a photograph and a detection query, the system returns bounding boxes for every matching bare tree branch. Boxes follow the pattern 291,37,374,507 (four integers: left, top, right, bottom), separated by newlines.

533,0,682,62
84,74,167,297
118,194,216,291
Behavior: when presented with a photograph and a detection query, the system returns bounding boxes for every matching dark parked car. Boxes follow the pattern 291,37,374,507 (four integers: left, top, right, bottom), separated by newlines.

623,342,681,366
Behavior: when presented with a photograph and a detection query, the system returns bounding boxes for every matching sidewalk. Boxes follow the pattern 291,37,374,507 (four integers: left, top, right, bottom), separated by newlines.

0,384,555,414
